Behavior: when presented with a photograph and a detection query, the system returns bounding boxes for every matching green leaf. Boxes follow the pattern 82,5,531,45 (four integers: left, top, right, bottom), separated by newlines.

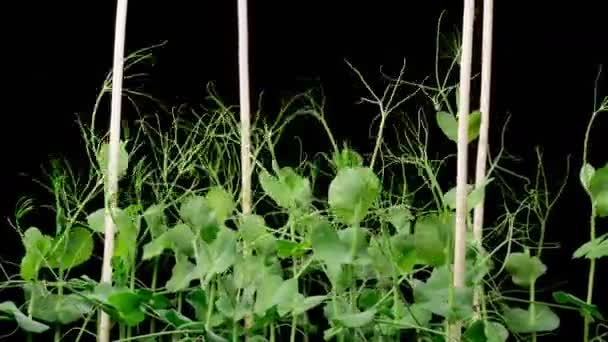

467,178,493,209
0,301,50,333
142,203,167,238
385,205,413,234
390,233,418,274
276,239,310,258
180,195,219,242
259,166,312,209
328,166,381,225
368,237,395,277
166,254,197,292
311,221,351,266
273,278,299,317
86,207,132,234
107,291,146,326
463,320,509,342
504,252,547,287
239,215,276,255
580,163,595,191
502,304,560,333
436,111,459,142
186,289,208,321
254,274,283,315
395,303,432,329
553,291,603,320
292,295,327,315
436,111,482,143
157,309,196,328
20,227,52,281
332,146,364,171
86,208,106,233
205,187,235,224
334,309,376,328
47,227,94,271
233,255,266,289
413,214,451,267
97,140,129,179
412,265,473,321
114,212,139,267
573,233,608,259
435,111,481,143
338,226,369,257
467,110,482,142
26,284,92,324
142,223,196,260
444,179,493,211
196,227,237,281
589,163,608,217
357,289,381,310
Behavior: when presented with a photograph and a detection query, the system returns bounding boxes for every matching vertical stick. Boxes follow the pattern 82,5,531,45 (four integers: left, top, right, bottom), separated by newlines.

472,0,494,319
451,0,476,339
237,0,252,216
237,0,254,336
98,1,129,341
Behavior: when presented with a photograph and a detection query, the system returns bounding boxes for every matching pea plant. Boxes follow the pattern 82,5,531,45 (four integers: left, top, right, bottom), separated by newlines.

0,38,603,342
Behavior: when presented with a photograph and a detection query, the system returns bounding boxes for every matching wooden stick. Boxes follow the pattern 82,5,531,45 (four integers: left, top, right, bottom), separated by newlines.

472,0,494,320
98,1,129,341
451,0,476,339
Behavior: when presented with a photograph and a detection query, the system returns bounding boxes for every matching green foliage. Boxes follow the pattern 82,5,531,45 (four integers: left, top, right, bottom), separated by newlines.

4,54,590,342
436,110,482,143
504,252,547,287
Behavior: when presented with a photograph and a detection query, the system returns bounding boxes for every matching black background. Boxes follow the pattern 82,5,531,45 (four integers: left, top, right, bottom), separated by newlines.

2,1,607,340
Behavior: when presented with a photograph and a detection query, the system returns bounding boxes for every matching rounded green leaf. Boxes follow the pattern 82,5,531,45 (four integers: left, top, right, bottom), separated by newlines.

166,254,197,292
205,187,235,223
436,110,482,144
47,226,94,270
311,221,351,265
580,163,595,191
0,301,50,333
589,163,608,217
504,252,547,287
142,203,167,238
259,166,312,209
180,195,218,240
502,304,559,333
334,309,376,328
239,215,276,255
328,167,381,225
436,111,459,142
20,227,52,281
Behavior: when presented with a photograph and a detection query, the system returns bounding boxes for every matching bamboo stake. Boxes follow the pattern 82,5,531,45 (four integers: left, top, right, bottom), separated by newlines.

472,0,494,320
98,1,129,341
237,0,252,216
237,0,254,336
451,0,476,339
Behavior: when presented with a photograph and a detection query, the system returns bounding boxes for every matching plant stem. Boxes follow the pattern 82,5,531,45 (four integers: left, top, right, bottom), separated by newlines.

530,279,537,342
55,270,64,342
149,260,159,334
205,281,216,330
584,207,597,342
